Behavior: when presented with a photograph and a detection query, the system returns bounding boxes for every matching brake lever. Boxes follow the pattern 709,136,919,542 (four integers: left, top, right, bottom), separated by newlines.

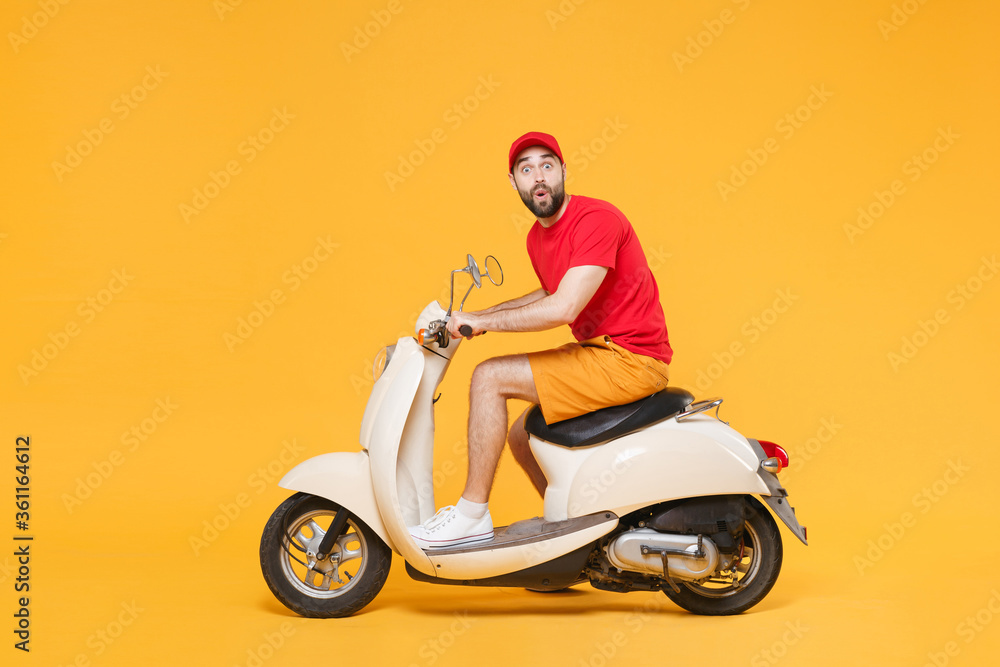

418,320,450,349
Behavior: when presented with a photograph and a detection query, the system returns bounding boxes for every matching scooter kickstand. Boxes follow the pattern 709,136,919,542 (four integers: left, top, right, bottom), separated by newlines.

641,544,681,593
659,551,681,594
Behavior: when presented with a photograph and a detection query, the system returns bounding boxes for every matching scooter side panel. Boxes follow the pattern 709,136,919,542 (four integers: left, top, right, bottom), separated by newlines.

567,431,769,519
535,415,771,522
278,451,395,550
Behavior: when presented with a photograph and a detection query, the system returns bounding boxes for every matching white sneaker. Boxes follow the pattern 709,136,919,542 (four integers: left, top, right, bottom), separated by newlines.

408,505,494,549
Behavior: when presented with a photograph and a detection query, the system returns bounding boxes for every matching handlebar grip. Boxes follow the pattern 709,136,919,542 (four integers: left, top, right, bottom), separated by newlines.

459,325,473,337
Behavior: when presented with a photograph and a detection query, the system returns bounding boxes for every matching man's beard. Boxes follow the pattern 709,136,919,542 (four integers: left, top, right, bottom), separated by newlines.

518,182,566,219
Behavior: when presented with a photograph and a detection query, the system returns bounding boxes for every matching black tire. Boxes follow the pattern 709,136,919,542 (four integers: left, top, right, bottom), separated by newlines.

259,493,391,618
662,496,782,615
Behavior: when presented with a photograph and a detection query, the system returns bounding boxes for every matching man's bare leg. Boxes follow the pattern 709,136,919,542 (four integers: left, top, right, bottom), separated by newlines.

462,354,539,503
508,408,547,497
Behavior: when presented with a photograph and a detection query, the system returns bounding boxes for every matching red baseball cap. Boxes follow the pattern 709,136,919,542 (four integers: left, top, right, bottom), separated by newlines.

508,131,563,173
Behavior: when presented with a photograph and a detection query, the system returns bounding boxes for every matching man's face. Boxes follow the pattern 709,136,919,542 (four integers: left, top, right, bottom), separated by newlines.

509,146,567,219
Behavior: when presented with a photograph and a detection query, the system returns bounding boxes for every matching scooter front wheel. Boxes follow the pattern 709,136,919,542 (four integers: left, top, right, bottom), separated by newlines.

661,496,782,615
259,492,391,618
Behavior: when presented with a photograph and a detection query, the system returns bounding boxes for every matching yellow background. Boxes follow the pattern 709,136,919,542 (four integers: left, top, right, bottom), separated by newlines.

2,0,999,665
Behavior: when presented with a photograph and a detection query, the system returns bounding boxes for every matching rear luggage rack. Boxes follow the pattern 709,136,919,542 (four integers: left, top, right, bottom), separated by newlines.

676,398,725,423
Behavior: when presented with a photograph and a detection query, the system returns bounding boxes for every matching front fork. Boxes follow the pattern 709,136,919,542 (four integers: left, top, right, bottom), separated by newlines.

314,507,350,558
279,496,351,574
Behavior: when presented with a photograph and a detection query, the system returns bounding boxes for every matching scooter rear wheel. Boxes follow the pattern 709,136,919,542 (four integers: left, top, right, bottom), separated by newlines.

260,492,391,618
661,496,782,615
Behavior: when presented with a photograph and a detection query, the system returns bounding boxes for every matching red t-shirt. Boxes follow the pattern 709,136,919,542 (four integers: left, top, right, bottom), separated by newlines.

526,195,673,363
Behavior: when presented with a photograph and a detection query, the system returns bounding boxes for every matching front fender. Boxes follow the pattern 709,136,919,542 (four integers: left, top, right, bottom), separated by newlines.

278,451,394,550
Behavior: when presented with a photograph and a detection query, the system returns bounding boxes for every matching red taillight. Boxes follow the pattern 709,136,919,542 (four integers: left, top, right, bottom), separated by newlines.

758,439,789,470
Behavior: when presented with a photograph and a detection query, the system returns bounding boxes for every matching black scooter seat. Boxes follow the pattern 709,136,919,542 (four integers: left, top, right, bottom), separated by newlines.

524,387,695,448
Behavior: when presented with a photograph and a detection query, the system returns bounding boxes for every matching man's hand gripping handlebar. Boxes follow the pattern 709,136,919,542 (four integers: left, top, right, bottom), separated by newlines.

416,318,481,348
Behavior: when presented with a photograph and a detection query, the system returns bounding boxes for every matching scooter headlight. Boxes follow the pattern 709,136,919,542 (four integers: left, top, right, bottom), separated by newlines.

372,345,395,383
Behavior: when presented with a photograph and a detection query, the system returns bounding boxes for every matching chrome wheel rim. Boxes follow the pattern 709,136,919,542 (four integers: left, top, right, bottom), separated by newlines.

681,521,763,598
279,509,367,598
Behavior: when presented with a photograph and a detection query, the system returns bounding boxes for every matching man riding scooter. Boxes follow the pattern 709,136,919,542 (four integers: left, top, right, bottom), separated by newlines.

408,131,674,549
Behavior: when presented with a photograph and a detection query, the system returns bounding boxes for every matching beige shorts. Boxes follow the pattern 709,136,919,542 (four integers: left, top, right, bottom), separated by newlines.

527,336,670,425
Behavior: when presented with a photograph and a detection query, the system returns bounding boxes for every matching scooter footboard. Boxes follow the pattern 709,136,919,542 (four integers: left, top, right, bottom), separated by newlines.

278,450,394,550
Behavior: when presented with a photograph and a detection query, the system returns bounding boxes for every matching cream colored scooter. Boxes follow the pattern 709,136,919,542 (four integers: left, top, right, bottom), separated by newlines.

259,255,807,618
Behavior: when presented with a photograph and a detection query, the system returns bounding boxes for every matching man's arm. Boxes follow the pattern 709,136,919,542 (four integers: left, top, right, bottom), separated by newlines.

476,288,548,315
448,265,608,337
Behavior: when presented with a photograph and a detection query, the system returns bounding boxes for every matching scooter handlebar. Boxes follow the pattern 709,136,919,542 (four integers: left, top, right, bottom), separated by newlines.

458,325,473,337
